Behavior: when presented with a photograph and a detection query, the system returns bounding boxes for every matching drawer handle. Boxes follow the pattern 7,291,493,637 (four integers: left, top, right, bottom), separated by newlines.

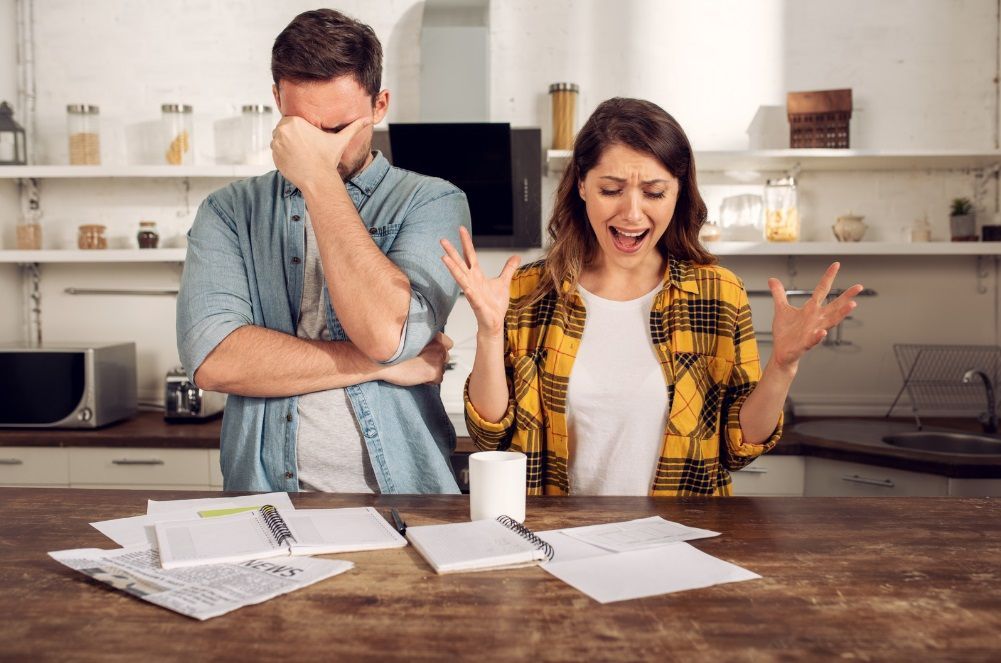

739,467,768,474
841,474,894,488
112,459,165,466
0,458,24,466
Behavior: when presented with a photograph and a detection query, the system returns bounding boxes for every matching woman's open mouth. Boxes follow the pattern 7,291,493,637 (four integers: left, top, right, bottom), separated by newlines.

609,226,650,254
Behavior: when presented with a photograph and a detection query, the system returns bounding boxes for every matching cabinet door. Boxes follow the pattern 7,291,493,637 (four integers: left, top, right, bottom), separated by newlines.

208,450,223,489
948,478,1001,497
0,447,69,486
804,458,948,496
69,448,211,489
730,456,805,496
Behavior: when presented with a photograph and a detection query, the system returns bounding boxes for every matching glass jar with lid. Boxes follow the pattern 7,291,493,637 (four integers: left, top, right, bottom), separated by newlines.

78,224,108,250
242,104,274,165
67,104,101,165
162,103,193,165
548,83,579,150
137,220,159,249
763,176,800,242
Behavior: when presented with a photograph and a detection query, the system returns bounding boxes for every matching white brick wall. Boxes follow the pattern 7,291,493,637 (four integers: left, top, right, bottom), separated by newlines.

0,0,998,416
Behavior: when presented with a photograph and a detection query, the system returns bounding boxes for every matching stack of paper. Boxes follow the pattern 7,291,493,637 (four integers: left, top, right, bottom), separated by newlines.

536,516,760,604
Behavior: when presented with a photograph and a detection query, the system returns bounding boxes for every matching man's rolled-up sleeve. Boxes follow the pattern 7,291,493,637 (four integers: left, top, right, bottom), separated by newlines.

379,188,471,365
176,196,253,384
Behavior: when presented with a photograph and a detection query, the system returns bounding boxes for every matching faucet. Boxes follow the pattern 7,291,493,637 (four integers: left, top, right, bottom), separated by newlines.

963,369,998,434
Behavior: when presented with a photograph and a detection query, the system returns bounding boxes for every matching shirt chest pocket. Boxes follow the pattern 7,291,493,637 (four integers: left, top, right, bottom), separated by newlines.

667,352,734,438
366,223,401,251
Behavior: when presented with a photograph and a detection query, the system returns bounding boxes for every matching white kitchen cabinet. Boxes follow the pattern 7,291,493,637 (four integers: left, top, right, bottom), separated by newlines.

68,447,213,489
208,449,223,489
947,478,1001,497
730,456,805,496
0,447,69,486
804,457,948,496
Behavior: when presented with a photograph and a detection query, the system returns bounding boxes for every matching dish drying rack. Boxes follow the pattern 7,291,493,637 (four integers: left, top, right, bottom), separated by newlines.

886,344,1001,429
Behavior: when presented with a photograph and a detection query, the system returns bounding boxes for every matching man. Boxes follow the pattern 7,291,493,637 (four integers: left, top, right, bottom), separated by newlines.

176,9,469,493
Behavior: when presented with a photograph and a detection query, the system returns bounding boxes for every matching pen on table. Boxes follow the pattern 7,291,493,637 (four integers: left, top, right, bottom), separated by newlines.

390,508,407,536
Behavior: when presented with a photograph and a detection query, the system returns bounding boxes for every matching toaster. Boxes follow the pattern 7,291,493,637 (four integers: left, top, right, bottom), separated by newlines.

164,367,226,422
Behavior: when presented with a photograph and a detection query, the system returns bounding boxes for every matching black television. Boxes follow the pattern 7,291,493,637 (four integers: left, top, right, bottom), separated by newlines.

383,123,542,248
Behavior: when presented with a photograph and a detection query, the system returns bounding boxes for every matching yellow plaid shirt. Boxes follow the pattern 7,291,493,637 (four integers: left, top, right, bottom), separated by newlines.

464,255,782,496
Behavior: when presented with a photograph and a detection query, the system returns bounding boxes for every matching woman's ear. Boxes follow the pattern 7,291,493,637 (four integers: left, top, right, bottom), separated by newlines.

577,179,585,201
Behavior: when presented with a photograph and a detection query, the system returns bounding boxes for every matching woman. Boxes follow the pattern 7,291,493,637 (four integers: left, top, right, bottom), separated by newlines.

441,97,862,496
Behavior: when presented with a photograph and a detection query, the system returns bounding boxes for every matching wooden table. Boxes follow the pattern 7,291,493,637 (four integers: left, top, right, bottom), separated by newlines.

2,489,999,661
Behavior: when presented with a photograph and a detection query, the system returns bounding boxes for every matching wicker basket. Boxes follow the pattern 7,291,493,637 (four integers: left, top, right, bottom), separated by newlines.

787,88,852,148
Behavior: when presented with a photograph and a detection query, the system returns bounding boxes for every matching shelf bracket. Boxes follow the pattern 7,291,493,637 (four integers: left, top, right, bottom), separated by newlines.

19,261,41,347
976,255,991,295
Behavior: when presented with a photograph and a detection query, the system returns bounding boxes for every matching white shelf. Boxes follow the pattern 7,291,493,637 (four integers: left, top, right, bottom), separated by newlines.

0,165,272,179
1,243,992,260
707,241,1001,256
546,149,1001,173
0,249,187,263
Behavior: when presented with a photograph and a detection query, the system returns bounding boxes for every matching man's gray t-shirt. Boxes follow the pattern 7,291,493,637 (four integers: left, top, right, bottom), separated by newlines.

295,211,380,493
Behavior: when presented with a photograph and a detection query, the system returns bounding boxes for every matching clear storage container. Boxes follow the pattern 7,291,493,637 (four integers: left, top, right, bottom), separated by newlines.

763,177,800,242
162,104,193,165
242,104,273,165
67,104,100,165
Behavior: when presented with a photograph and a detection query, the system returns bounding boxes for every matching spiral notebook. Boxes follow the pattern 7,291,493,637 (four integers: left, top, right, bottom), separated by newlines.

154,505,407,569
405,516,555,574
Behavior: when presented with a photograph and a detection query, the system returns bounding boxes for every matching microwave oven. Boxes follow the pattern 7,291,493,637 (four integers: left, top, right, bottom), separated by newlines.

0,342,138,428
378,124,542,248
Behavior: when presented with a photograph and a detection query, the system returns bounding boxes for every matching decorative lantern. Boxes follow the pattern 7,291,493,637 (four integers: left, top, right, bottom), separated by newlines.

0,101,28,165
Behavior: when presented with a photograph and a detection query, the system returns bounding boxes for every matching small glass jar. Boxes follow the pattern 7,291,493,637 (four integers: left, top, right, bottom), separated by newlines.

763,176,800,242
78,224,108,250
67,104,101,165
162,103,193,165
242,104,274,165
137,220,159,249
15,217,42,250
549,83,579,150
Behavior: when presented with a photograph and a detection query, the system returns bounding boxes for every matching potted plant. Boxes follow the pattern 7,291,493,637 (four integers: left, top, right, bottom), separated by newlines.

949,197,976,242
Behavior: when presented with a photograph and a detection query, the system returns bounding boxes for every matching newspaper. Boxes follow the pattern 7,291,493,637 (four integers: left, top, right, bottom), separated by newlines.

49,544,353,620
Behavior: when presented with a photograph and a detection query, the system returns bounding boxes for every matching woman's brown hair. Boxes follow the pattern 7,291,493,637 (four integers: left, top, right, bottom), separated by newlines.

523,97,714,308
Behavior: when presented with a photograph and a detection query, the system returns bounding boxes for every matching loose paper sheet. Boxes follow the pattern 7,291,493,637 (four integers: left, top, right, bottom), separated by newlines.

560,516,719,552
542,542,760,604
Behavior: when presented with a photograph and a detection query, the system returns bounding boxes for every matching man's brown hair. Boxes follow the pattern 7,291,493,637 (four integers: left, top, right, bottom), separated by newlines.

271,8,383,98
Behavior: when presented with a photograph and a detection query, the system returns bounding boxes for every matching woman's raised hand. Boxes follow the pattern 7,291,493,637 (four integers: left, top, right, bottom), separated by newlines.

768,262,864,370
441,226,521,339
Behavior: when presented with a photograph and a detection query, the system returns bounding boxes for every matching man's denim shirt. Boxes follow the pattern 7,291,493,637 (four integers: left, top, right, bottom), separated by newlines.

177,152,469,493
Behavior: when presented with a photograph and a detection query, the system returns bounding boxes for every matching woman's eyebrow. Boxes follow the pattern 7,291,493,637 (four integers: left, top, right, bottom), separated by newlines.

598,175,669,185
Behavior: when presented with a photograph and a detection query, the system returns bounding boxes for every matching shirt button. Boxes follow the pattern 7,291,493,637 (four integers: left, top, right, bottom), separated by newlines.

285,471,294,479
286,413,293,422
368,227,377,235
291,214,301,222
291,257,301,265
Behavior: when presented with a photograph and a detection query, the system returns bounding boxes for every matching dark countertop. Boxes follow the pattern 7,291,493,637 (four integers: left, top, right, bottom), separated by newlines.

2,413,999,478
2,489,999,660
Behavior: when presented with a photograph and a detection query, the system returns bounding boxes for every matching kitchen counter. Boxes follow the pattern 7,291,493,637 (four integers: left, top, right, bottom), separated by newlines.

2,413,998,478
1,489,998,660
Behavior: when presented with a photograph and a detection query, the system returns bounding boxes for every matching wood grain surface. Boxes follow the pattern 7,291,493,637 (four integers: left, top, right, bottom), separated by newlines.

1,489,999,661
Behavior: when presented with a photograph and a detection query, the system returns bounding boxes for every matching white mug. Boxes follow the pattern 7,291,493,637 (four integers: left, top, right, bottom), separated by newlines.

468,451,527,523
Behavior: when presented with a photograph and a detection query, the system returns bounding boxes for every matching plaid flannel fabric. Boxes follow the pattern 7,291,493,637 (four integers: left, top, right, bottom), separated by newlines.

464,255,782,496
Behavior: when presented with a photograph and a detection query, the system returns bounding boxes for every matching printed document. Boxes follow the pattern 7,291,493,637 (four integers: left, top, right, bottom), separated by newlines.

560,516,719,552
49,544,352,620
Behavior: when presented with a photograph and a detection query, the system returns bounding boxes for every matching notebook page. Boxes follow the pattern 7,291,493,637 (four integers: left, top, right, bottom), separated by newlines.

281,507,406,553
406,519,545,573
156,510,280,568
560,516,719,552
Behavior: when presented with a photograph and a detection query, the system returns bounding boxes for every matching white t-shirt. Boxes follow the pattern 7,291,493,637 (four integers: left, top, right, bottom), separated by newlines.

566,283,670,495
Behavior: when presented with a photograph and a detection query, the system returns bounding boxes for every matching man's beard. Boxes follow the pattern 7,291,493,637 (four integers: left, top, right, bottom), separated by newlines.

337,138,373,182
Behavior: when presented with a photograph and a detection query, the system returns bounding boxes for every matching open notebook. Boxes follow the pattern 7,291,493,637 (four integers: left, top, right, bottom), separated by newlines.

406,515,555,574
154,505,406,569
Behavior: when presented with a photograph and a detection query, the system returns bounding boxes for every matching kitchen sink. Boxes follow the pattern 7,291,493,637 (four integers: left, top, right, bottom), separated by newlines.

881,432,1001,455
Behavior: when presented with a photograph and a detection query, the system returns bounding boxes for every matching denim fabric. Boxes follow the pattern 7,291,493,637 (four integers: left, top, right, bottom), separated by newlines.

177,152,469,493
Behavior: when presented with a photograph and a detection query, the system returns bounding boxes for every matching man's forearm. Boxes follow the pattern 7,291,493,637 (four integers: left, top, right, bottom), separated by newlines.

304,180,411,362
194,325,389,397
